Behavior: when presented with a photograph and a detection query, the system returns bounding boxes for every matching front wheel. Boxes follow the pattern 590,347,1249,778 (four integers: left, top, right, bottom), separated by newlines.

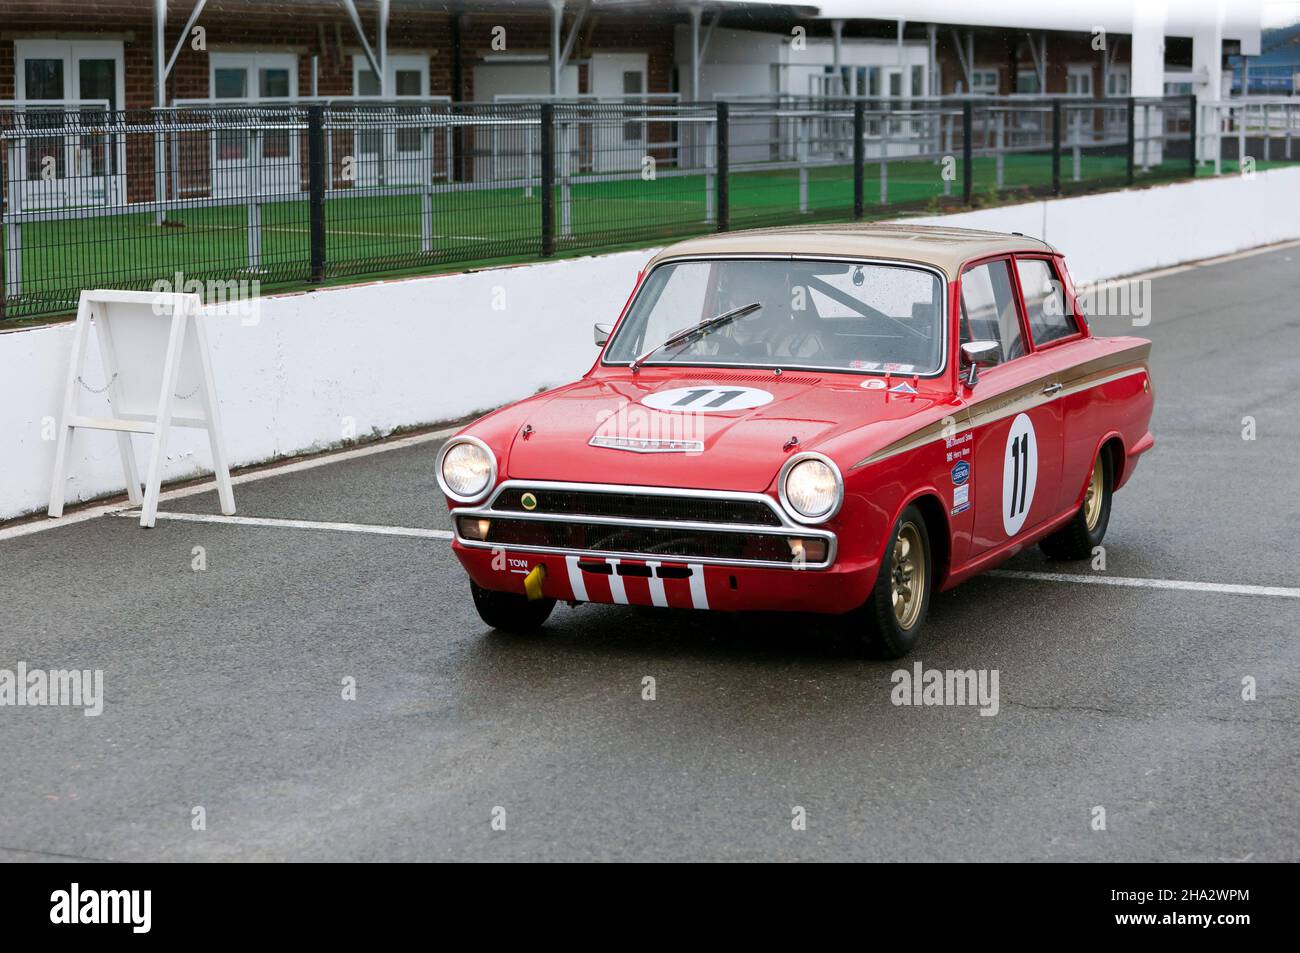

851,504,932,658
470,581,556,632
1039,450,1112,560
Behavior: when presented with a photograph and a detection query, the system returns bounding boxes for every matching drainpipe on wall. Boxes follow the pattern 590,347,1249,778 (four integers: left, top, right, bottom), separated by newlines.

928,23,937,96
689,4,702,101
831,19,844,96
153,0,167,225
550,0,565,96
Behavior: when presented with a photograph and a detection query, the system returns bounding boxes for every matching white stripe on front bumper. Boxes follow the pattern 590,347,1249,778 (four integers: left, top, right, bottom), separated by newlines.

689,565,709,610
646,561,668,607
607,558,628,604
566,555,589,602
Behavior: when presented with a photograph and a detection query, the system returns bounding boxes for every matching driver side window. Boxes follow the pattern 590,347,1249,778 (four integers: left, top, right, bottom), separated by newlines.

960,259,1025,364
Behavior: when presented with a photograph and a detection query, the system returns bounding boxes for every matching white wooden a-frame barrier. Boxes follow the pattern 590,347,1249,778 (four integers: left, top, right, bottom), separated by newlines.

48,290,235,528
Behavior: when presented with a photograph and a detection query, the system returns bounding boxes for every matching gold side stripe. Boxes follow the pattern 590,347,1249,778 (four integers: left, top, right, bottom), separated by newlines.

852,365,1147,469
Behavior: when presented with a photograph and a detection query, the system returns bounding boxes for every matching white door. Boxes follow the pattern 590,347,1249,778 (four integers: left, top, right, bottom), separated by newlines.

13,39,126,210
1066,65,1094,143
1104,67,1130,138
473,61,578,183
209,53,298,198
352,54,430,187
589,53,648,172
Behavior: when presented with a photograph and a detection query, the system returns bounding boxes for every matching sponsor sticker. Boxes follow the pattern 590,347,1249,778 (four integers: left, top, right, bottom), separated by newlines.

860,379,886,390
951,460,970,485
888,382,918,395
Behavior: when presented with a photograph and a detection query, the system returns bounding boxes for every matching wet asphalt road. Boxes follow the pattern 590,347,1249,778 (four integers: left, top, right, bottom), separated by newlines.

1,246,1297,862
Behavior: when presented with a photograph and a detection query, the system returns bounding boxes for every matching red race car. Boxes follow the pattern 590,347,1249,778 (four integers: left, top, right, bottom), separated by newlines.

437,224,1154,656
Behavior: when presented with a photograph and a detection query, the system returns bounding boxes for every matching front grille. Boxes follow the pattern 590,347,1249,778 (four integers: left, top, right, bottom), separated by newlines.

493,487,782,526
461,515,799,563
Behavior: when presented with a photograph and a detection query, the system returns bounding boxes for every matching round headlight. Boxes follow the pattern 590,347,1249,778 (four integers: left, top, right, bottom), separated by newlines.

437,437,496,503
779,453,843,524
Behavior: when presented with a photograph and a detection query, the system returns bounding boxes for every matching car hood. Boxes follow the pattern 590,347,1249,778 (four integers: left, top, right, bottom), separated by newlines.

501,370,946,492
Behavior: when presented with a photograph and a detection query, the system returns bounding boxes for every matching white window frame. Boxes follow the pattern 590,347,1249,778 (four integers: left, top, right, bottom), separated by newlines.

970,68,999,95
351,54,431,187
12,38,127,209
1066,64,1094,97
209,51,299,102
208,52,299,198
1105,66,1131,97
351,53,430,100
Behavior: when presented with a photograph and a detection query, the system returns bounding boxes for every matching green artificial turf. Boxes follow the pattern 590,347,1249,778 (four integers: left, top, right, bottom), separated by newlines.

2,153,1292,322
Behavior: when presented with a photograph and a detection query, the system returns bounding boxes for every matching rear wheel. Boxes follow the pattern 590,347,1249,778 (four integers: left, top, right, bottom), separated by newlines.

1039,450,1112,560
852,504,932,658
470,581,555,632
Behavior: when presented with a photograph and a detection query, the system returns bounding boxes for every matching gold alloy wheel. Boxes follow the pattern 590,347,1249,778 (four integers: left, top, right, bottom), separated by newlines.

890,521,926,629
1083,457,1105,531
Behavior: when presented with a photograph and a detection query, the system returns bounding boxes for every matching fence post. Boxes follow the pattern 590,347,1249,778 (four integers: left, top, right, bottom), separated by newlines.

1051,98,1062,196
1,139,17,303
0,214,6,319
307,105,327,284
961,100,972,205
716,101,729,232
1188,93,1198,178
853,99,865,219
540,103,555,257
1126,97,1136,185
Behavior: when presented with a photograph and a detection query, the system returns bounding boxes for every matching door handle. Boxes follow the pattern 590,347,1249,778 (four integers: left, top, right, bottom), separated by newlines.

1041,382,1062,395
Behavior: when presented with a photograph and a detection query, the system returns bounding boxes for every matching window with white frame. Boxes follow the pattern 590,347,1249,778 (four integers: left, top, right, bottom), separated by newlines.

210,52,297,161
1066,65,1093,97
13,39,127,205
353,54,430,156
970,69,999,95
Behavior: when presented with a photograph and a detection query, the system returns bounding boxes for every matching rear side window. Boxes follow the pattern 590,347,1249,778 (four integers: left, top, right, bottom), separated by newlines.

959,259,1025,364
1016,258,1076,346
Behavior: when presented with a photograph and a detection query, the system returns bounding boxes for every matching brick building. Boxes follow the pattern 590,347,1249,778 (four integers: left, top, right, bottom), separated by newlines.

0,1,1265,210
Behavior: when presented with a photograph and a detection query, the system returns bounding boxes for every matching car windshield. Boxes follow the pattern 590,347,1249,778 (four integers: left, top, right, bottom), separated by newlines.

604,258,946,375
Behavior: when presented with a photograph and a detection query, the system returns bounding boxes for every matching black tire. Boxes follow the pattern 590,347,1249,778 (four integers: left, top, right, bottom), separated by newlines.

851,504,932,659
1039,450,1113,561
470,581,556,632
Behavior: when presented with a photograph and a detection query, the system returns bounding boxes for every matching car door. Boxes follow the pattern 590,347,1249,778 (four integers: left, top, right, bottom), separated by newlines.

1012,255,1094,513
958,256,1065,557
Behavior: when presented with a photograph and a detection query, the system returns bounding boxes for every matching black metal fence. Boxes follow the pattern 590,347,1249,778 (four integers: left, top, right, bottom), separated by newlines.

0,94,1232,320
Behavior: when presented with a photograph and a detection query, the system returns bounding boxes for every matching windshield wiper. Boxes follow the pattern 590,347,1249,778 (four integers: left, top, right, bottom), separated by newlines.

630,302,762,374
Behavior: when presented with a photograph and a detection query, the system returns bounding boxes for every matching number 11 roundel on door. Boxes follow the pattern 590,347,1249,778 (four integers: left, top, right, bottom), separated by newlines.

1002,412,1038,536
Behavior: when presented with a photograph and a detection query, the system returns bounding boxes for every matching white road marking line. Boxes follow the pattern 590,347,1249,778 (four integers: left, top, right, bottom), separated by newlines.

0,426,458,543
988,570,1300,599
115,510,453,539
0,499,133,543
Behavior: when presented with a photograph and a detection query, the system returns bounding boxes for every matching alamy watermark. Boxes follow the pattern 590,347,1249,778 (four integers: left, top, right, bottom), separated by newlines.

0,662,103,716
50,884,150,933
151,272,263,326
1047,277,1152,327
891,662,999,716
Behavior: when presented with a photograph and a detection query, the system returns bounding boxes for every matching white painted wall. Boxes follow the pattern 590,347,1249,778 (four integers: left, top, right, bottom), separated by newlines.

0,249,657,521
3,165,1299,521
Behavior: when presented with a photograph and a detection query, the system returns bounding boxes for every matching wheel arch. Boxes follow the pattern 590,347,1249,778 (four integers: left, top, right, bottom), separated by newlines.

1075,431,1126,506
896,491,952,591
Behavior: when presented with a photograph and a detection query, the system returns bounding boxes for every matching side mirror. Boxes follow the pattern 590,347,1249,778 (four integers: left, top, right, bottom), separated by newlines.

593,323,612,347
960,340,999,387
